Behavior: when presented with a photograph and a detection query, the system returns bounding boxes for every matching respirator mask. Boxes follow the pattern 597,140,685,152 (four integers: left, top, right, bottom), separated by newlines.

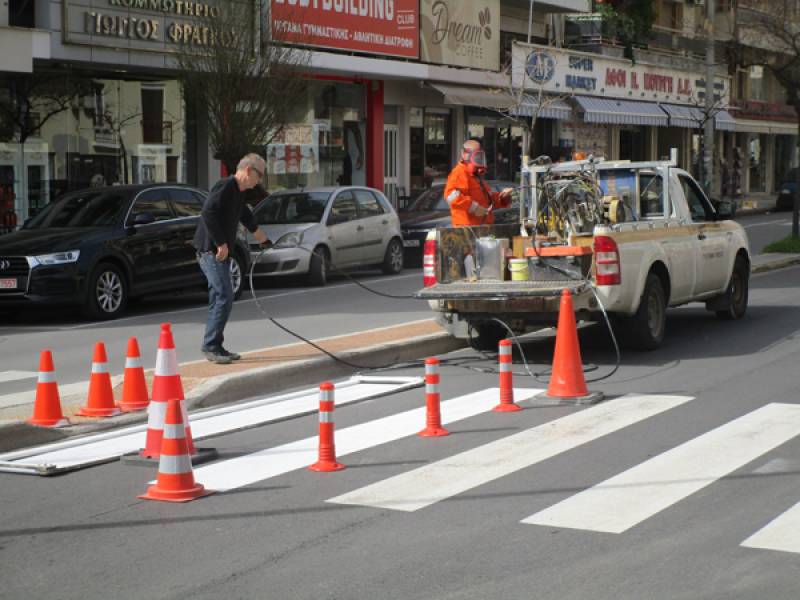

462,148,487,176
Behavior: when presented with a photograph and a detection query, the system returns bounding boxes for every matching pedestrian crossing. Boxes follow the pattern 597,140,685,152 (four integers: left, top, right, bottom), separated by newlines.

187,393,800,556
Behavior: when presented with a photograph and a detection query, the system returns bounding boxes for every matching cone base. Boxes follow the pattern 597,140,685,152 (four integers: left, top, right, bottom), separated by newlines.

418,426,450,437
77,406,121,417
139,483,213,503
125,447,218,466
309,461,346,472
27,416,70,428
119,401,149,412
492,402,522,412
542,391,604,406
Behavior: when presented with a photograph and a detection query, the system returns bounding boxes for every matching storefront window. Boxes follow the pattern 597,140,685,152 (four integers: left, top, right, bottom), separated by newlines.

774,135,799,190
748,134,767,193
0,73,185,226
265,80,365,193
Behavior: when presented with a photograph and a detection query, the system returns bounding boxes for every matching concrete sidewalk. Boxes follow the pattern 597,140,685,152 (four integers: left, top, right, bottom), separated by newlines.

2,251,799,453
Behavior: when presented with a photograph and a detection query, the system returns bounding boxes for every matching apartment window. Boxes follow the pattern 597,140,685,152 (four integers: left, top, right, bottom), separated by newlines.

655,0,683,30
9,0,35,27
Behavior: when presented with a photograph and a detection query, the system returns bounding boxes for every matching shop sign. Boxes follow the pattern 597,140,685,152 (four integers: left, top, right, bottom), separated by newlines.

420,0,500,71
512,42,729,107
270,0,419,59
63,0,250,52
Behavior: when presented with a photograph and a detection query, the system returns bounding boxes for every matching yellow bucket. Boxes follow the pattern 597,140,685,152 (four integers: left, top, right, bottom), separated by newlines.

509,258,529,281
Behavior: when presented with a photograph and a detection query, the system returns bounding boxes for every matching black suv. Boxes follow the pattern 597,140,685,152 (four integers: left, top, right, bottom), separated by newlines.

0,184,250,320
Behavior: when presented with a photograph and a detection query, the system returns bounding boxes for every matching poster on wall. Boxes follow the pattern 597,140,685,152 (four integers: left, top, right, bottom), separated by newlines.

267,124,320,175
271,0,419,59
420,0,500,71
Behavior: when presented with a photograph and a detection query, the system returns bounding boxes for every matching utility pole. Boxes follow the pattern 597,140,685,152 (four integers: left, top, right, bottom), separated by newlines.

704,0,716,194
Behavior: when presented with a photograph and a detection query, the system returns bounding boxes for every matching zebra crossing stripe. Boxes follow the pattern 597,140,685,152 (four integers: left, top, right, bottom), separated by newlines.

190,388,545,492
522,403,800,534
741,501,800,554
327,394,692,512
0,370,38,384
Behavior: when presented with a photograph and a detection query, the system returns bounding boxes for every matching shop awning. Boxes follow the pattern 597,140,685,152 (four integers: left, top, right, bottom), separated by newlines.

574,96,669,126
660,104,737,132
734,118,772,134
429,83,571,119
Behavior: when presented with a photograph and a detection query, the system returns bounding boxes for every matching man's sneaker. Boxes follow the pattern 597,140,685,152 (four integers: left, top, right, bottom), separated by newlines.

219,347,241,360
202,349,232,364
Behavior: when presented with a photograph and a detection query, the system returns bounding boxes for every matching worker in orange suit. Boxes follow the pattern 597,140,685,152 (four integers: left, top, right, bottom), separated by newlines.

445,140,514,227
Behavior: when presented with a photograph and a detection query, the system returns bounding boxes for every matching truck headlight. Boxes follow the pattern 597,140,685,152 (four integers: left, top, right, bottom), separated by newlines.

30,250,81,266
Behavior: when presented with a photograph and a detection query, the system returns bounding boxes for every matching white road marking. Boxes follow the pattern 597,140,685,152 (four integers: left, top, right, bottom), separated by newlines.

743,220,792,228
328,394,692,512
192,388,545,492
522,403,800,534
0,376,421,474
0,370,38,384
0,379,110,409
741,500,800,554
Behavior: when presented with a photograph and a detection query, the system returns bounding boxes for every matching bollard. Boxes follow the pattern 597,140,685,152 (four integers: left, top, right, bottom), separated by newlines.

309,382,345,472
493,339,522,412
418,357,449,437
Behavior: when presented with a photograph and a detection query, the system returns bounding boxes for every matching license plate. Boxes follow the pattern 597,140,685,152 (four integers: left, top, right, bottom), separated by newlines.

403,239,420,247
0,278,17,289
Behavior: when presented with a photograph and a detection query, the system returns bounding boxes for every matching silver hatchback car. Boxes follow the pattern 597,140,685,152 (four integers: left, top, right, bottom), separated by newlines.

247,186,404,285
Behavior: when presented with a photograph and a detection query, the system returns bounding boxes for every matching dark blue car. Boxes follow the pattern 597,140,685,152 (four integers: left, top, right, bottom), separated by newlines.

776,168,798,211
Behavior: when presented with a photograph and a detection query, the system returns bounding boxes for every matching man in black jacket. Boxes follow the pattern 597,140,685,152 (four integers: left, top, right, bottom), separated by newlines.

194,153,269,364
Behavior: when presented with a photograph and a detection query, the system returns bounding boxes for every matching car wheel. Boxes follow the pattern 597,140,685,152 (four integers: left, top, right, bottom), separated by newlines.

83,262,128,320
381,238,404,275
229,252,245,300
623,273,666,350
716,256,749,321
307,246,329,286
468,321,507,352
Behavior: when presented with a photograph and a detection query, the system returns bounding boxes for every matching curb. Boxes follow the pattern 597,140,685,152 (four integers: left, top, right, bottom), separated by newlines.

0,331,466,454
752,255,800,274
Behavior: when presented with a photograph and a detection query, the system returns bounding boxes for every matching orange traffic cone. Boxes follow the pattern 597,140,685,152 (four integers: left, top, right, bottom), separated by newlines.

77,342,120,417
141,323,194,457
493,339,522,412
119,337,149,412
139,398,213,503
543,289,603,405
27,350,69,427
418,357,449,437
309,382,345,472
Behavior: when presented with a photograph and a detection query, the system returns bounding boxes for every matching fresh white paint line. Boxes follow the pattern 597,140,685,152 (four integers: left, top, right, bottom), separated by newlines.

741,500,800,554
522,403,800,534
192,388,545,492
0,371,38,384
0,379,108,409
0,376,421,475
327,394,692,512
742,220,792,228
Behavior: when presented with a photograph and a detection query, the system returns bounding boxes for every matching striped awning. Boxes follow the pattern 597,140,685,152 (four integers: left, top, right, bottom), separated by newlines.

656,104,737,132
513,96,572,120
574,96,669,126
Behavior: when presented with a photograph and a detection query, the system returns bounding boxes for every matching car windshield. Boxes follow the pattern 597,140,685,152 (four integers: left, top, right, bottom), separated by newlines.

255,192,330,224
23,191,127,228
407,187,448,212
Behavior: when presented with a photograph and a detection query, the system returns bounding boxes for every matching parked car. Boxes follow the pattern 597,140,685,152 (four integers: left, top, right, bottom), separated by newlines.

399,181,519,265
247,186,403,285
776,168,798,211
0,184,250,320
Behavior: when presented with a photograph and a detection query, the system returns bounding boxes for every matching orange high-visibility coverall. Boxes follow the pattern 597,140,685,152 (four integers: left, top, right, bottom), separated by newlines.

444,162,511,227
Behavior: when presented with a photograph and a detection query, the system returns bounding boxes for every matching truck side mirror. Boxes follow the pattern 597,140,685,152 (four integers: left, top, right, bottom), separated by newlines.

712,198,736,220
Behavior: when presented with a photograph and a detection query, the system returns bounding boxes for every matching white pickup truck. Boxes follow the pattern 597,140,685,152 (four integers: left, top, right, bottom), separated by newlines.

416,157,750,351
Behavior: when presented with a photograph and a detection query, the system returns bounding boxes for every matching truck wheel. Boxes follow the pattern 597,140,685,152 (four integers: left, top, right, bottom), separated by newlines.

625,273,666,350
716,256,749,320
469,321,507,352
307,246,329,286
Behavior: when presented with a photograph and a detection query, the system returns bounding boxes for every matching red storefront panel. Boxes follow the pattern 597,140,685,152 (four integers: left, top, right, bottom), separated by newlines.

271,0,419,59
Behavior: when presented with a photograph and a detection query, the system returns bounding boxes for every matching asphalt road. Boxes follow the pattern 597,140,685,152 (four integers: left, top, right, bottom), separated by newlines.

739,210,796,254
1,263,799,599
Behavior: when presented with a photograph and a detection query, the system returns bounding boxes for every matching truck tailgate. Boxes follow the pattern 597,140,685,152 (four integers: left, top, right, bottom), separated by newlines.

415,279,587,300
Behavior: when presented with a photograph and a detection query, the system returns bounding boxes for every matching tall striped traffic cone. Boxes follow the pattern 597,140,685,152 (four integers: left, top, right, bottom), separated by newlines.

493,339,521,412
119,337,149,412
27,350,69,427
141,323,194,457
309,382,345,472
77,342,120,417
418,357,449,437
543,289,603,405
139,398,212,503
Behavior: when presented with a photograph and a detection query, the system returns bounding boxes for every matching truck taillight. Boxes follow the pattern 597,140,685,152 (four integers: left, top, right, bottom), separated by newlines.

594,235,621,285
423,236,437,287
